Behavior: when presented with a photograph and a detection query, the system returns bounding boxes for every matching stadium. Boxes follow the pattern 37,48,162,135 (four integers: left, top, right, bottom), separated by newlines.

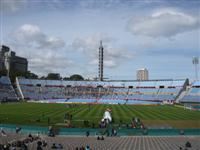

1,0,200,150
0,48,200,150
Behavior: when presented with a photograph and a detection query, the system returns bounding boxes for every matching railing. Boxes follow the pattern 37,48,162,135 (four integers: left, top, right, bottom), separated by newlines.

1,124,199,136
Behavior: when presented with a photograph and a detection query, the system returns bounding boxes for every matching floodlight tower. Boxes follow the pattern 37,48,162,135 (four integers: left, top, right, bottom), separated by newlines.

98,40,104,81
192,57,199,80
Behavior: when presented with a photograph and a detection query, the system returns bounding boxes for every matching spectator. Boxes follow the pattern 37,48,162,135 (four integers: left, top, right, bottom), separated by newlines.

16,127,21,134
86,131,90,137
85,145,90,150
42,140,47,147
37,145,43,150
51,143,56,149
57,143,63,149
114,129,117,136
101,136,104,140
28,133,32,137
180,130,184,135
185,141,191,148
36,132,40,137
1,128,6,136
111,128,114,136
37,141,42,147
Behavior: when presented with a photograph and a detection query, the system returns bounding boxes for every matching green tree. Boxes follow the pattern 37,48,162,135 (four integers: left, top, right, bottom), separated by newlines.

69,74,84,81
40,76,46,79
9,70,26,83
46,73,61,80
26,71,38,79
0,69,7,76
63,77,70,80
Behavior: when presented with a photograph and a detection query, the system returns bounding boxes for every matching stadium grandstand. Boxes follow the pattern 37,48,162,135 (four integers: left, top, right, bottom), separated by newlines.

0,76,199,150
1,0,200,149
0,76,18,102
15,77,192,104
180,81,200,103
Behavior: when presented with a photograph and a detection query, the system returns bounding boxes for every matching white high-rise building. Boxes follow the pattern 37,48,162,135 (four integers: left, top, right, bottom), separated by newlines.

137,68,149,81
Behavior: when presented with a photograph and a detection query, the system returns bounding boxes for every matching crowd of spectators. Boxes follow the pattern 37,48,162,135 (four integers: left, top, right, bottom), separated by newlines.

0,133,40,150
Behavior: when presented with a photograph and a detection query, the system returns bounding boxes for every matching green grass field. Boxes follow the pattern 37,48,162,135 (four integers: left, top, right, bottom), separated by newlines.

0,102,199,128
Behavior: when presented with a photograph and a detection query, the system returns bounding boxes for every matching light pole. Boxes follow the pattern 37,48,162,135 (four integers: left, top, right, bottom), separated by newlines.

192,57,199,80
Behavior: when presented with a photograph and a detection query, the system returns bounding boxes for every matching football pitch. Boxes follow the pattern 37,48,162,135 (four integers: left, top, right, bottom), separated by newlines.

0,102,199,128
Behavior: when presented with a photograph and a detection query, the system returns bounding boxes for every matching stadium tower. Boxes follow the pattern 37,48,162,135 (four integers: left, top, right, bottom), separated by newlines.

99,40,104,81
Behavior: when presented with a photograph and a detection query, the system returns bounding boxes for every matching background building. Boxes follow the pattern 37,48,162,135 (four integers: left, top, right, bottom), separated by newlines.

98,41,104,81
0,45,9,70
137,68,149,81
0,45,28,74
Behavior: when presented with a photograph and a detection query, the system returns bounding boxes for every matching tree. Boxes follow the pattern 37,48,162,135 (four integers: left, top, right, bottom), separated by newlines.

69,74,84,81
46,73,61,80
9,70,26,83
0,69,7,76
26,71,38,79
63,77,70,80
40,76,46,79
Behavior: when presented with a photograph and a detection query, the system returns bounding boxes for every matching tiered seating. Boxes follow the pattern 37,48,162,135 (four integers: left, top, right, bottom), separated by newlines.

17,78,186,104
0,76,17,101
157,88,180,101
1,132,199,150
180,81,200,103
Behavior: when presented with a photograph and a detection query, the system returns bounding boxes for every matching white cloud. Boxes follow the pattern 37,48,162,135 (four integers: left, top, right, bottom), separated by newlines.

29,53,74,75
13,24,65,49
127,8,200,38
10,24,71,76
70,33,133,68
0,0,27,12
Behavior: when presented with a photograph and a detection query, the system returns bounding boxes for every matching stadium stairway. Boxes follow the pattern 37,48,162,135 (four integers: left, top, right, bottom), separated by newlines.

175,90,187,103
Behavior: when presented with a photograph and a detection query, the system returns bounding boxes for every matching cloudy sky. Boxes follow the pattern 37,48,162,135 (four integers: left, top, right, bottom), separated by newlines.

1,0,200,80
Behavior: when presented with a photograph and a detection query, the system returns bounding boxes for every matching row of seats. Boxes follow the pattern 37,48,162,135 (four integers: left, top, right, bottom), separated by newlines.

2,76,199,103
16,78,187,103
0,132,199,150
180,81,200,103
17,78,186,88
0,76,17,101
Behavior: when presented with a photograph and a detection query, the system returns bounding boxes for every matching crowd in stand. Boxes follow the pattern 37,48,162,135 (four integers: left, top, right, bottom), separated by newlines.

0,133,40,150
75,145,91,150
0,128,198,150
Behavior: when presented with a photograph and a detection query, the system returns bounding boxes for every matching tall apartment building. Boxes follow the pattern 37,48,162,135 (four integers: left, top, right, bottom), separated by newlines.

0,45,28,74
137,68,149,81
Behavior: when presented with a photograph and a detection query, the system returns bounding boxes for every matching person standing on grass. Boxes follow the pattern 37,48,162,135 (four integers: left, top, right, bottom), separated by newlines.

48,117,50,124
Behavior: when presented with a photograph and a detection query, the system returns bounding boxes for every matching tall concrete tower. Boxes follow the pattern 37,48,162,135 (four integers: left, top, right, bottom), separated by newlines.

98,40,104,81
